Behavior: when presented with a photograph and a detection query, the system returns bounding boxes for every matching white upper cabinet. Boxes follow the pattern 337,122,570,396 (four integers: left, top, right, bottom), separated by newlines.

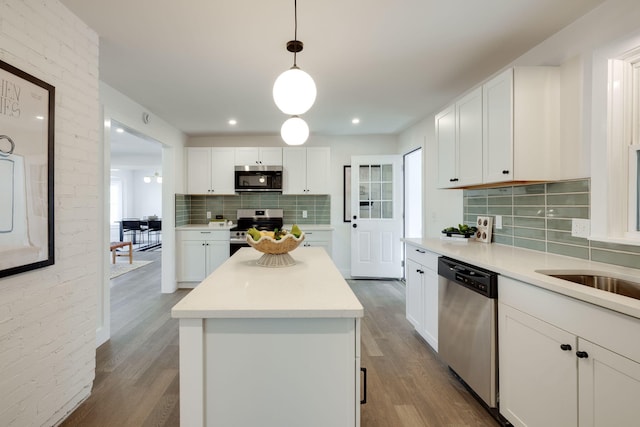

282,147,330,194
437,66,584,188
436,87,483,188
483,67,565,184
234,147,282,166
436,104,457,188
483,68,514,183
186,147,235,194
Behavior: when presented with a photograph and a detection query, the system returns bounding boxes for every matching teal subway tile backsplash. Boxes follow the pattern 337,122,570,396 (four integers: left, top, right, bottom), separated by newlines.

463,179,640,270
175,193,331,226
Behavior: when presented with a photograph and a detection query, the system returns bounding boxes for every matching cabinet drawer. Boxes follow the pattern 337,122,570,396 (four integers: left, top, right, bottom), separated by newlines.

405,245,438,270
303,230,331,242
178,229,229,241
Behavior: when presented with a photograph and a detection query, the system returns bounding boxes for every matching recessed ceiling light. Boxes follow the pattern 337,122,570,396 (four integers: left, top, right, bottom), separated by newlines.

352,118,360,124
228,119,237,126
116,128,124,133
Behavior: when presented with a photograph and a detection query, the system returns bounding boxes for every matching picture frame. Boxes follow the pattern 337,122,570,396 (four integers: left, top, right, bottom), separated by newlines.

0,59,55,279
343,165,351,222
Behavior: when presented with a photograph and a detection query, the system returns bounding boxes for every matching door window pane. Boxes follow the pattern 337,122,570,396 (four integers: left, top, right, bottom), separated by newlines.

357,163,394,220
382,164,393,181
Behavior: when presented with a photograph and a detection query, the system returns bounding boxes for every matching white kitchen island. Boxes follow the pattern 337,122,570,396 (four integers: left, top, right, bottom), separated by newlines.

171,247,364,427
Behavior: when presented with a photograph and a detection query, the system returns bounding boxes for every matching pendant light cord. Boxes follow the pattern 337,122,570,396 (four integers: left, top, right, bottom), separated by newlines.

293,0,298,67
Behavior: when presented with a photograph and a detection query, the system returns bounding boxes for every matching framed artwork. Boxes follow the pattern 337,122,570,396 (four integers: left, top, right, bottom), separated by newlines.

343,165,351,222
0,59,55,279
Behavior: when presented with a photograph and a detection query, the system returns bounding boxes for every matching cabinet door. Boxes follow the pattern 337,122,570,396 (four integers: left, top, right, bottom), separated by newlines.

578,339,640,427
422,268,439,352
179,240,207,282
187,147,212,194
282,147,307,194
483,68,514,183
210,147,236,194
405,259,424,331
456,87,483,186
235,147,260,166
259,147,283,166
436,104,457,188
499,303,577,427
305,147,330,194
205,240,230,276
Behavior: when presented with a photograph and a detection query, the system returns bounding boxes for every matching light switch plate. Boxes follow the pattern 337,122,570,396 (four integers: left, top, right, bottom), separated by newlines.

206,211,211,219
302,210,308,218
571,218,590,238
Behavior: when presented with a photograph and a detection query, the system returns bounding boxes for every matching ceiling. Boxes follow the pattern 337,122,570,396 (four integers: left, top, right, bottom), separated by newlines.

109,121,162,170
60,0,604,137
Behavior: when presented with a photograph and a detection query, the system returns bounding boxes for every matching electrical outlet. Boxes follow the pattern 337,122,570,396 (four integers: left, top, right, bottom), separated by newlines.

206,211,211,219
571,218,590,238
495,215,503,230
302,210,308,219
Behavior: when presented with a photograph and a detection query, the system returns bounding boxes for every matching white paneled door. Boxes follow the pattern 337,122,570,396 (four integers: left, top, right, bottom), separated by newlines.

350,155,403,278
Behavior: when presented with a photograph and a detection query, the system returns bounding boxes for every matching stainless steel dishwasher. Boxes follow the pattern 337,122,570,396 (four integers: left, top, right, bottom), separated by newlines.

438,256,499,409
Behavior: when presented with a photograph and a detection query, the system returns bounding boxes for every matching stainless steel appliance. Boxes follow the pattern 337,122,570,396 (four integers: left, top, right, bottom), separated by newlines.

229,209,284,255
438,256,499,409
234,165,283,192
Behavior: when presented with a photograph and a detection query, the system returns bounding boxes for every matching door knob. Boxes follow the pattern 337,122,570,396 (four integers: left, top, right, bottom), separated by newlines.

352,224,357,228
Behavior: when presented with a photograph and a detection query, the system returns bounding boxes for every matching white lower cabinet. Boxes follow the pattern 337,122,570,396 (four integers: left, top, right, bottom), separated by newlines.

177,230,229,284
499,303,577,426
404,244,439,351
499,276,640,427
301,230,332,256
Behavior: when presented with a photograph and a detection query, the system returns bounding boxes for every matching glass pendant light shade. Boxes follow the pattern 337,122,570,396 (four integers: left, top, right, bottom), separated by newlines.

281,116,309,145
273,67,317,115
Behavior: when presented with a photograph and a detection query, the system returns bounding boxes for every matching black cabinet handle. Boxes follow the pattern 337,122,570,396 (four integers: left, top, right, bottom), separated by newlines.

502,170,510,174
449,178,459,182
560,344,572,351
360,367,367,405
415,249,426,254
576,351,589,359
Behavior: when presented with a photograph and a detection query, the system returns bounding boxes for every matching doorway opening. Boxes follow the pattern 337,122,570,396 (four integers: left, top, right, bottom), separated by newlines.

403,148,423,278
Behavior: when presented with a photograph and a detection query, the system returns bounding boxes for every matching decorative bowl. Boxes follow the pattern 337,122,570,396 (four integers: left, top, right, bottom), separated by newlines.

246,232,305,267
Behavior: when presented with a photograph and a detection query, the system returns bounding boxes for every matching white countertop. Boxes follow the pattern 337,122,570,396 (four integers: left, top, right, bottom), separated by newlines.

176,224,333,231
171,247,363,319
176,224,235,231
404,238,640,319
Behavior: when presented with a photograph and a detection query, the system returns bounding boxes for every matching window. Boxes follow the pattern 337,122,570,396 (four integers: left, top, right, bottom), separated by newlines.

630,145,640,233
591,35,640,245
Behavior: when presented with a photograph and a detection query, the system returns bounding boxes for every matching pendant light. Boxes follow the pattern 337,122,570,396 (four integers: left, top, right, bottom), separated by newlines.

273,0,314,145
273,0,316,117
280,116,309,145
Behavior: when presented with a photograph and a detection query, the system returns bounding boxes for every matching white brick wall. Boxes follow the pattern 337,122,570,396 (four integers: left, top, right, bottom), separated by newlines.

0,1,100,426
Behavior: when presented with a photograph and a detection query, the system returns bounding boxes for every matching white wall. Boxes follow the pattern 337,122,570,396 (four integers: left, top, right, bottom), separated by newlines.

0,1,100,425
399,0,640,239
99,83,186,349
132,169,163,219
188,134,398,277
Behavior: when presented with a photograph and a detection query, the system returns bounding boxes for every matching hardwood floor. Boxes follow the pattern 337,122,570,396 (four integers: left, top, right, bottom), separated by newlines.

61,255,498,427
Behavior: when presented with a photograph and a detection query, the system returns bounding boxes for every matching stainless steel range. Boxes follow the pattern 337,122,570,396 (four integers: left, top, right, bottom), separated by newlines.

229,209,284,255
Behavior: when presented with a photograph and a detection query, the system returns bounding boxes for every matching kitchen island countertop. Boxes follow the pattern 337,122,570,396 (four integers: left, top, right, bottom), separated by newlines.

404,237,640,319
171,246,363,319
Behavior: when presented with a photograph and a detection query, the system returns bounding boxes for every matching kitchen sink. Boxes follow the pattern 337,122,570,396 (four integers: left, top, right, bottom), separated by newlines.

537,271,640,301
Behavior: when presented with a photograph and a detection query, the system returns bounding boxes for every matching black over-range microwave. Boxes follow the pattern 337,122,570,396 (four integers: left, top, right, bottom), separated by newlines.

234,165,283,192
